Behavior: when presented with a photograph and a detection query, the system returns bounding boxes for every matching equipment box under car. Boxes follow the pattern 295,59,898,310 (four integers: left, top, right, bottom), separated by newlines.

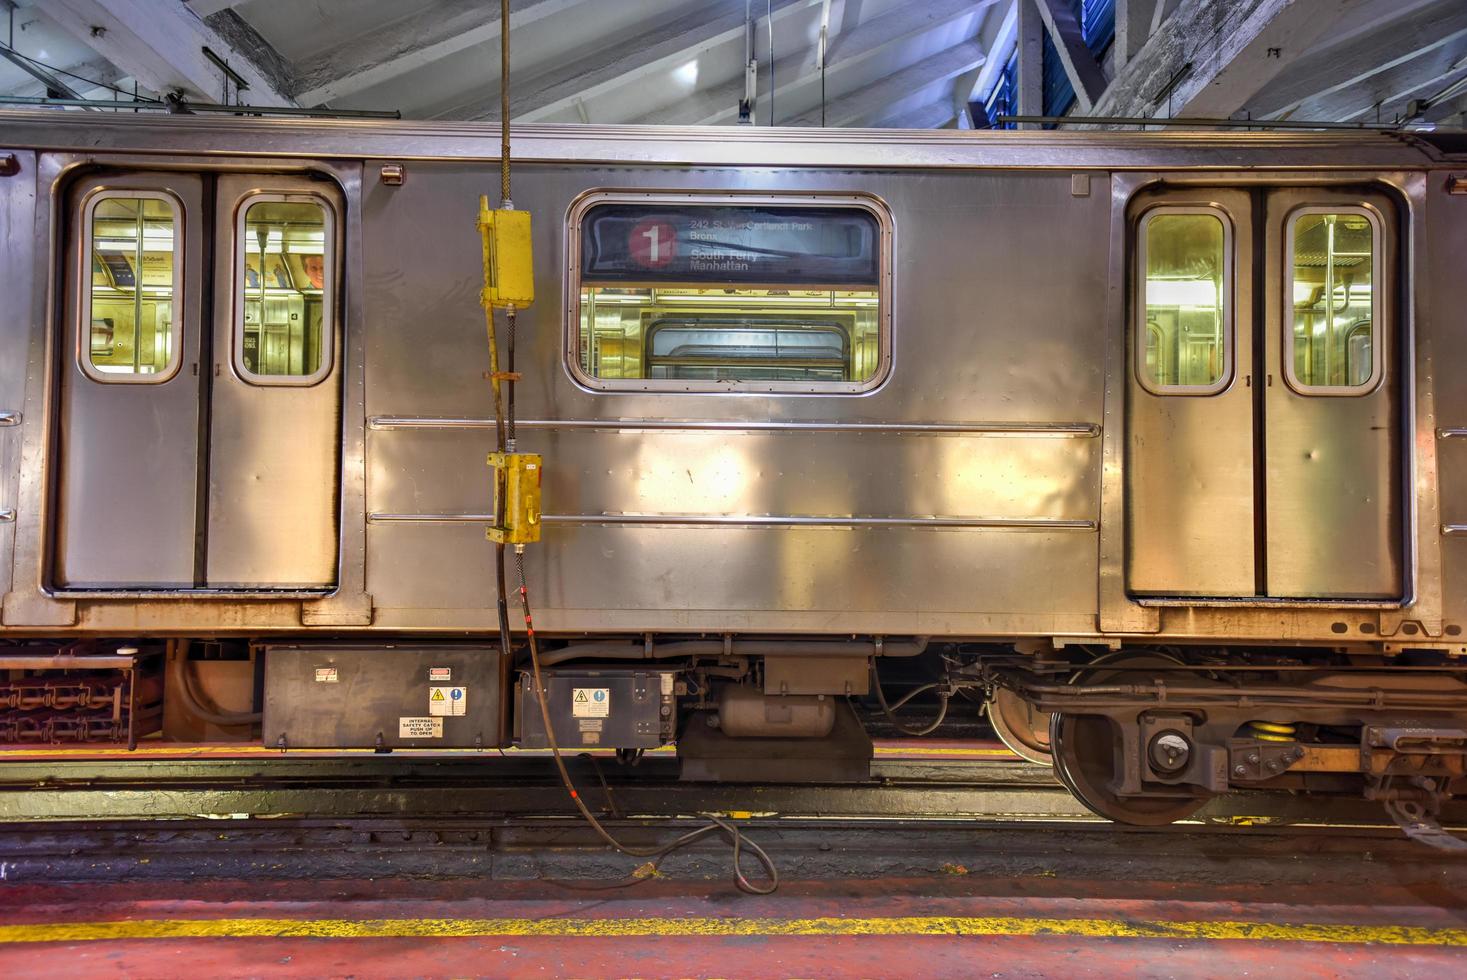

264,646,504,749
516,669,675,749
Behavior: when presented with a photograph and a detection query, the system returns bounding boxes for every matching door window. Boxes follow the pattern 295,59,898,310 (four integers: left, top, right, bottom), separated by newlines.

81,193,182,382
234,195,334,385
1136,208,1231,394
1284,208,1381,393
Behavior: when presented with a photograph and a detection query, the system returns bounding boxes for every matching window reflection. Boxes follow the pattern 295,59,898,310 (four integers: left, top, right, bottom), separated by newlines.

86,195,179,379
240,199,329,379
1290,212,1375,389
576,203,883,387
580,287,881,383
1141,212,1227,390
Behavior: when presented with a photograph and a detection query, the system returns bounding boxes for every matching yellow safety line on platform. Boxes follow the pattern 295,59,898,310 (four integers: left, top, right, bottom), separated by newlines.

872,747,1015,757
1,916,1464,946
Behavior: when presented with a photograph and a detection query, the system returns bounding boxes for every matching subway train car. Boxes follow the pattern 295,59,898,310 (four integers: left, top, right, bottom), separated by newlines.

2,111,1467,828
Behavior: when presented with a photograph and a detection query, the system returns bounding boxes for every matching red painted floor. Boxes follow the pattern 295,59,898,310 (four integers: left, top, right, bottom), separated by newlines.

2,877,1465,978
13,933,1466,979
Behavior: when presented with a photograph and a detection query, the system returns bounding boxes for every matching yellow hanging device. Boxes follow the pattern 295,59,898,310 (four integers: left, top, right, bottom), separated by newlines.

478,196,534,309
479,195,540,545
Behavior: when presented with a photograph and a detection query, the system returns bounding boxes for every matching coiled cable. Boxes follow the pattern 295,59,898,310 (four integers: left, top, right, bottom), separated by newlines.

516,550,778,894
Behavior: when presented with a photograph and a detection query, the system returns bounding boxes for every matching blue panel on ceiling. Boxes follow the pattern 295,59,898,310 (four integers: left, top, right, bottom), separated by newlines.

978,50,1019,129
1043,0,1116,124
975,0,1115,129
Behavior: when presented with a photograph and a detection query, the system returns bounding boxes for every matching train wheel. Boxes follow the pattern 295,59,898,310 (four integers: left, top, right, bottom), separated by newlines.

988,686,1053,765
1049,651,1209,826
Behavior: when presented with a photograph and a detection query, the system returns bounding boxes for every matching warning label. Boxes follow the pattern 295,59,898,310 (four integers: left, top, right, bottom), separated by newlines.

429,686,467,717
428,667,452,682
314,667,338,684
399,717,443,739
572,687,610,718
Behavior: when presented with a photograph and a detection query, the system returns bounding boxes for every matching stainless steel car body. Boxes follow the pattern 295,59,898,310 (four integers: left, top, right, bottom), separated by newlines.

0,112,1463,652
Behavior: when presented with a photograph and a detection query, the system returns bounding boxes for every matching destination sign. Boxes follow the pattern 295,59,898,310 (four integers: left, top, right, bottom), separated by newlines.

581,203,879,285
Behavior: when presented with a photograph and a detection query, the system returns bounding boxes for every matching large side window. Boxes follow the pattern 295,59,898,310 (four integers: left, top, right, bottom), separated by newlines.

570,194,891,393
1136,208,1231,394
234,193,334,385
1284,207,1381,394
82,192,182,382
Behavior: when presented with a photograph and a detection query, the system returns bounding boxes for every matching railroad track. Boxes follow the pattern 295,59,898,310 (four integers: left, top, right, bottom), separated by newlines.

0,749,1463,832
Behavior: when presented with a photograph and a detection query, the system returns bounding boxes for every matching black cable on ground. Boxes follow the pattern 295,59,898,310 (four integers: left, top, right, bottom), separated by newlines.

871,660,948,737
515,550,779,894
487,0,774,894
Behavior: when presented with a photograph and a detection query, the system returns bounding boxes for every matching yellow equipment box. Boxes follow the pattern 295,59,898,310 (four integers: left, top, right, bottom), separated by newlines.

486,451,542,544
478,196,535,309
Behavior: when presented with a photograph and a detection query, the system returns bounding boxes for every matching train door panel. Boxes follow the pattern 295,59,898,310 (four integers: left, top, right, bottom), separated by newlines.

205,175,341,589
1262,188,1400,599
1126,184,1403,601
1126,189,1256,596
54,174,205,588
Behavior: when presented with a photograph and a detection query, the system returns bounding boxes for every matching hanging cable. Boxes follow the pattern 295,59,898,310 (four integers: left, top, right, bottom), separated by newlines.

0,43,154,101
766,0,774,126
817,0,830,127
516,552,778,894
501,0,512,204
479,0,776,894
497,0,522,736
871,660,948,736
484,0,515,719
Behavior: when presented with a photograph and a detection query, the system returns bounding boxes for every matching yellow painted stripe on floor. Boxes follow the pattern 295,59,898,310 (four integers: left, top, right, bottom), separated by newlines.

872,747,1016,757
1,916,1464,946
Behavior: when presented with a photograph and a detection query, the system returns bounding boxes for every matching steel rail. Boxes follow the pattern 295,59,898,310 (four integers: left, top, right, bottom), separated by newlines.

0,755,1460,829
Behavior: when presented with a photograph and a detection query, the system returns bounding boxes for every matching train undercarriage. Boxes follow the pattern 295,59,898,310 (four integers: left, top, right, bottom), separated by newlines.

4,637,1466,849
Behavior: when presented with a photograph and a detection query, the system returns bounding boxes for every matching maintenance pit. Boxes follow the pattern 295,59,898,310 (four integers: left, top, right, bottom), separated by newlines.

2,742,1467,977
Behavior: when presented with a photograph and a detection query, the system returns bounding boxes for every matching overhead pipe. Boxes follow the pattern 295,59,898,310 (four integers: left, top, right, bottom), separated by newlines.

536,637,928,667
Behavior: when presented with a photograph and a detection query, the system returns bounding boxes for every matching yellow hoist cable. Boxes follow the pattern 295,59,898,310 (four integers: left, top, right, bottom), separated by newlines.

476,0,775,892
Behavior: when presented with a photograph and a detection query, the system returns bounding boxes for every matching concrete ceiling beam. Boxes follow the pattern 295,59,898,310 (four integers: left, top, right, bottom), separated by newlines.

1178,0,1365,118
960,0,1018,125
185,0,247,17
1333,49,1467,123
499,0,821,124
629,0,993,127
7,55,124,99
874,98,961,130
1029,0,1106,111
1240,0,1467,120
291,0,583,108
28,0,294,105
1015,0,1043,126
1114,0,1159,69
783,39,985,127
1087,0,1350,122
1149,0,1181,35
